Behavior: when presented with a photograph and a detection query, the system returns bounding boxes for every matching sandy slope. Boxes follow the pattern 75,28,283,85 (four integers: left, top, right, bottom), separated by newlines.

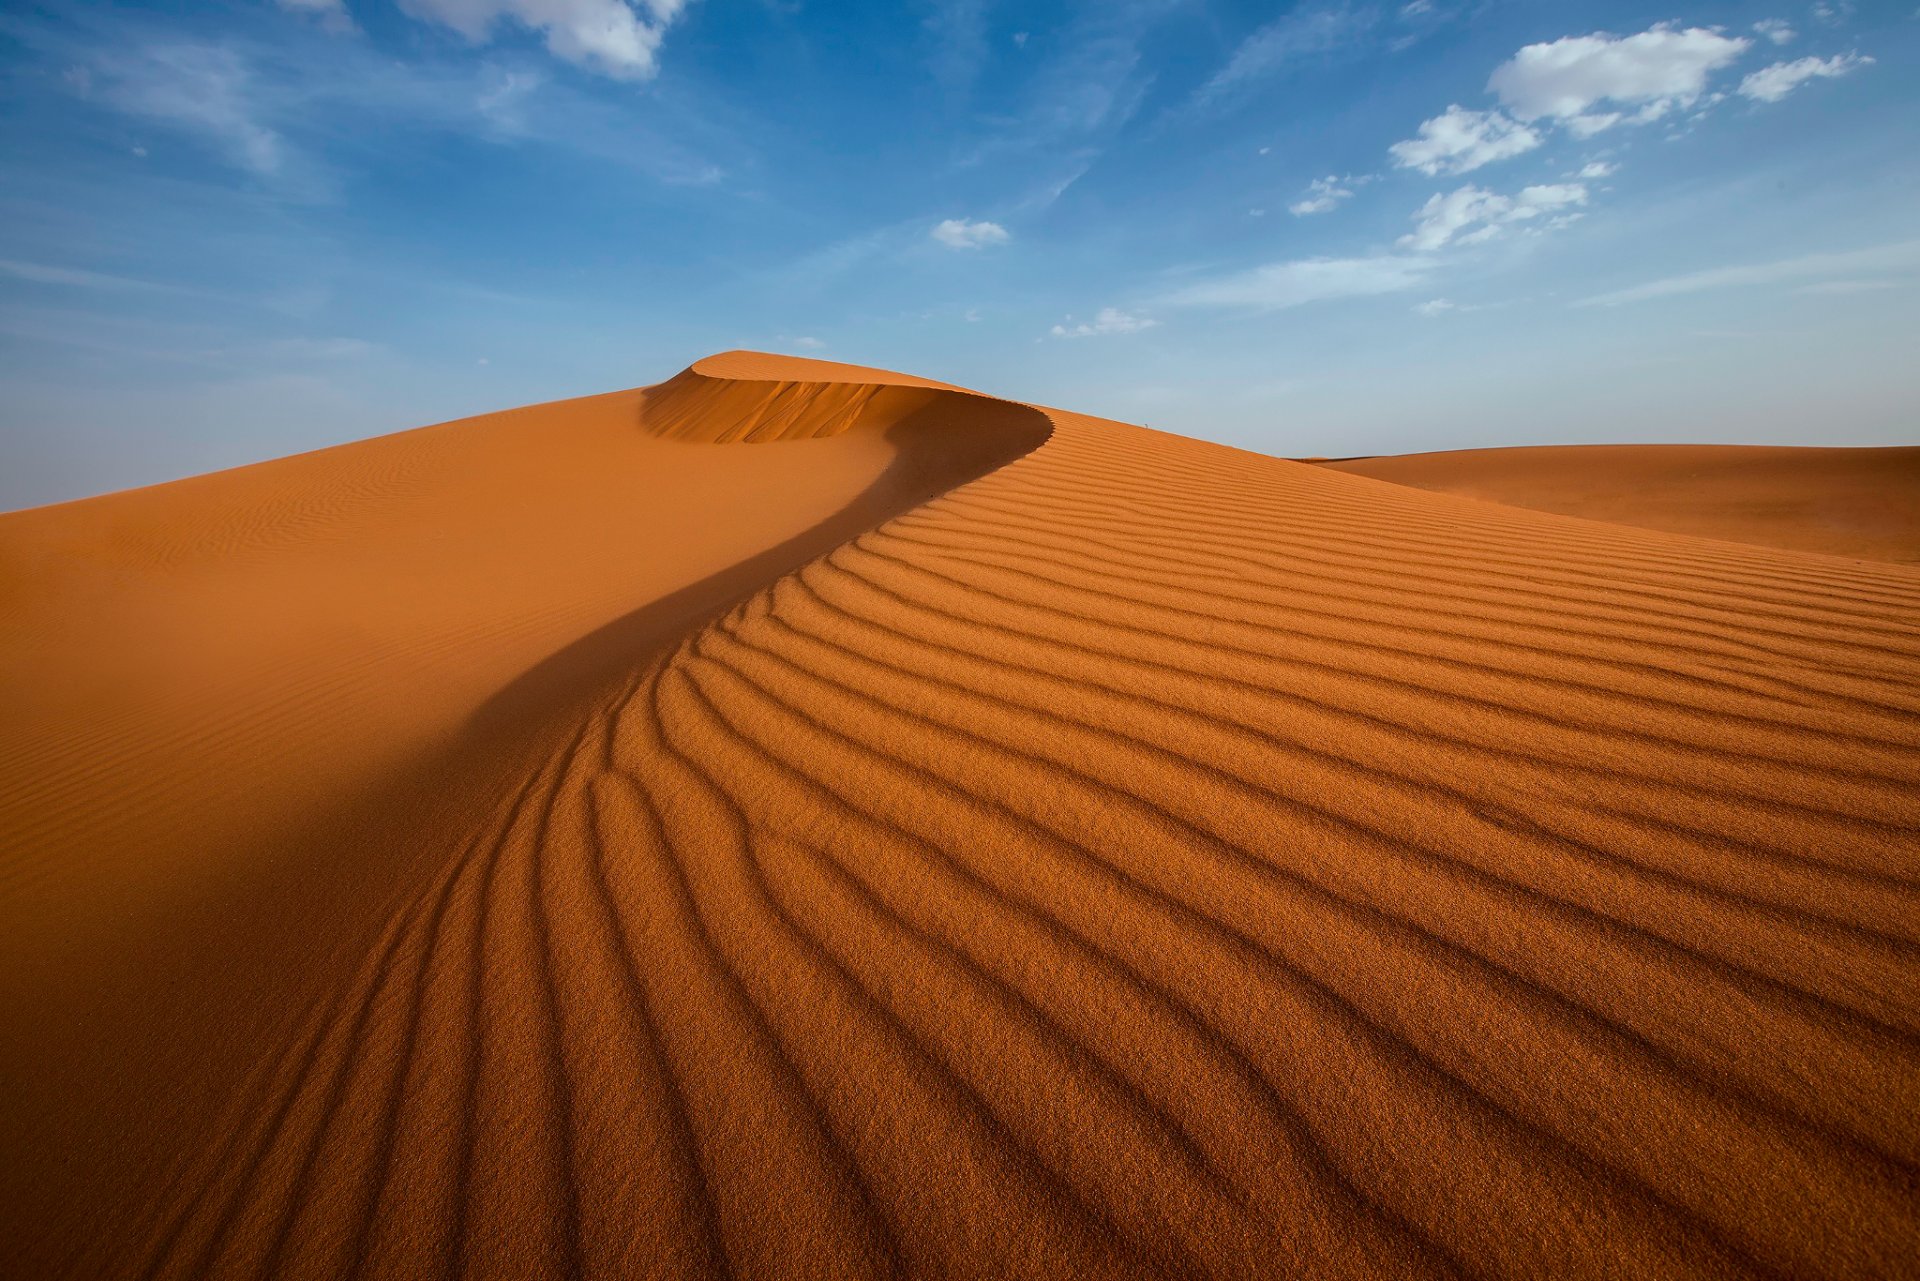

2,354,1917,1279
1319,444,1920,564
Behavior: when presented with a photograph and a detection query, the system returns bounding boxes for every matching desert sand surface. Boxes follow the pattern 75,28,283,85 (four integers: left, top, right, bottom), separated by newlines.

3,351,1918,1279
1319,444,1920,564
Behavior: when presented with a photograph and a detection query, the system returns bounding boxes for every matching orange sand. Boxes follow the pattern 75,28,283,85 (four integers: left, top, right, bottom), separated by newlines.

2,353,1917,1279
1319,443,1920,564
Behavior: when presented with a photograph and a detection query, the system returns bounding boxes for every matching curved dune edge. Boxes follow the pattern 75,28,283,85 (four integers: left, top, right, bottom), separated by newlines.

0,353,1050,1279
6,355,1920,1280
641,350,980,443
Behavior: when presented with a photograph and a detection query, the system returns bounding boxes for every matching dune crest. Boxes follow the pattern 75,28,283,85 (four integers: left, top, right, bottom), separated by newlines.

641,351,970,443
3,354,1917,1279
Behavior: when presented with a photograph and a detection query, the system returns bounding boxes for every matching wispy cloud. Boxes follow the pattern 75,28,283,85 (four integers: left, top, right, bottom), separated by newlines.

30,9,734,195
77,42,286,176
1192,4,1379,110
1577,241,1920,306
1050,306,1157,338
1289,174,1365,216
0,258,192,293
1163,255,1433,311
1738,53,1872,104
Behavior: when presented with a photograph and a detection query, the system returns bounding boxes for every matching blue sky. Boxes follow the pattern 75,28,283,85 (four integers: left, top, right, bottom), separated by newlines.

1,0,1915,509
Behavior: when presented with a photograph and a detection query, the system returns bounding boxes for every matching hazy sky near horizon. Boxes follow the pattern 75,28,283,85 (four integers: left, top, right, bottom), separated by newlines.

1,0,1915,509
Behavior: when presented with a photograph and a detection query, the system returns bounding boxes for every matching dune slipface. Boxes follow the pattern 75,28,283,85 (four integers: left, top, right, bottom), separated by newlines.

2,353,1917,1279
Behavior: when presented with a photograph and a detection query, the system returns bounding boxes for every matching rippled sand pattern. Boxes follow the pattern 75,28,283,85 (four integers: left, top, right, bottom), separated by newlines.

6,356,1919,1279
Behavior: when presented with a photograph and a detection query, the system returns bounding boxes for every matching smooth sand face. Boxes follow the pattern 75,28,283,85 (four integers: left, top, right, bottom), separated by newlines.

1319,443,1920,564
2,354,1916,1279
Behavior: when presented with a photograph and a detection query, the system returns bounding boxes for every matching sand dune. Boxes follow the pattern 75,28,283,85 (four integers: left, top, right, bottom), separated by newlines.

1319,443,1920,564
3,353,1917,1278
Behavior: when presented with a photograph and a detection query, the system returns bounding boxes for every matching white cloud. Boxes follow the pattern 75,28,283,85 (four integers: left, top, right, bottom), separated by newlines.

1399,182,1586,251
1753,19,1796,45
1388,105,1542,176
1738,53,1872,103
789,335,826,350
1414,297,1456,316
1576,240,1920,306
930,217,1011,250
1289,175,1357,216
1164,255,1434,311
1050,307,1157,338
1487,23,1751,135
1576,160,1618,179
397,0,692,79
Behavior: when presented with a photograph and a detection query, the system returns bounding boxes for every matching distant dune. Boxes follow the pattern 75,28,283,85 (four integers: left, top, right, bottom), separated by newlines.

1319,443,1920,564
3,353,1917,1279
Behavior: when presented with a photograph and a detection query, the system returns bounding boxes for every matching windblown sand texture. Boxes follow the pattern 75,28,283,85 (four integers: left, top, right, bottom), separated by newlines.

2,351,1918,1279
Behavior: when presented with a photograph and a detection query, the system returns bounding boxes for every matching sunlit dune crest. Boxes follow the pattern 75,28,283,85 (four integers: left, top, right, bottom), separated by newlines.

2,352,1917,1279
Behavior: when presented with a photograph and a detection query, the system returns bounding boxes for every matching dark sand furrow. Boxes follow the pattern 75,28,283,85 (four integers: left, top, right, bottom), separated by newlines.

570,765,736,1280
786,561,1920,951
930,485,1920,662
617,670,909,1280
506,720,597,1280
128,989,348,1281
845,540,1920,850
445,741,580,1281
893,501,1920,722
714,605,1920,1188
656,657,1164,1279
925,499,1920,703
675,635,1772,1279
870,529,1920,785
140,838,484,1281
801,552,1920,1042
889,509,1920,729
669,630,1471,1279
983,455,1920,625
760,578,1920,1057
148,746,553,1281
